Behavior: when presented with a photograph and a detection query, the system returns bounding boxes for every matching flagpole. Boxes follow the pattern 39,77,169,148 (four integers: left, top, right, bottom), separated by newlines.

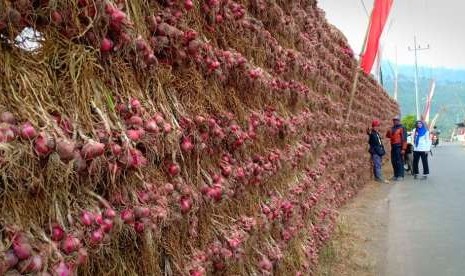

423,79,435,123
346,0,393,123
345,14,371,124
394,46,398,101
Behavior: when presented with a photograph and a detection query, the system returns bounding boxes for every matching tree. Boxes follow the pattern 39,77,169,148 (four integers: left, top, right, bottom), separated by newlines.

402,114,416,131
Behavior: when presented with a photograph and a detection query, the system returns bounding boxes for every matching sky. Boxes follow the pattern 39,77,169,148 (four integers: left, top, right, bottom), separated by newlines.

318,0,465,69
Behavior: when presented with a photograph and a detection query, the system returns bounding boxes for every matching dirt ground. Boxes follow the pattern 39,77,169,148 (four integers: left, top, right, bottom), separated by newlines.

317,166,393,276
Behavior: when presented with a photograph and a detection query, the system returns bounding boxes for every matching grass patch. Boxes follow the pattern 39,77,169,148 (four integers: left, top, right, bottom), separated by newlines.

316,215,375,276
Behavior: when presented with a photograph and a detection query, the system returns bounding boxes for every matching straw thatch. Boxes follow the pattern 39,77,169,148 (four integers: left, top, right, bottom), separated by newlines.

0,0,398,275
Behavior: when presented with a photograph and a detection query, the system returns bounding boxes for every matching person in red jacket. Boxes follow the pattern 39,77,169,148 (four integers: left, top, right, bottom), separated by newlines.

386,115,408,181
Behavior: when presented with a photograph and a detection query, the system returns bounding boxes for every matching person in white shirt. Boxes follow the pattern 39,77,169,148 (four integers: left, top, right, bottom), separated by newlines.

412,120,431,180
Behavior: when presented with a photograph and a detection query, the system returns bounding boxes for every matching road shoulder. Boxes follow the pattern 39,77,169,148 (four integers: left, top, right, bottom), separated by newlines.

317,178,392,276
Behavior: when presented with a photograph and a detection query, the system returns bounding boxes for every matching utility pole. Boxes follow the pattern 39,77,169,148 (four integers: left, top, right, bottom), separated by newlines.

408,36,430,120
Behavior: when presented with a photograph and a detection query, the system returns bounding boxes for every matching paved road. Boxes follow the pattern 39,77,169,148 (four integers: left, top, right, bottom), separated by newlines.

383,143,465,276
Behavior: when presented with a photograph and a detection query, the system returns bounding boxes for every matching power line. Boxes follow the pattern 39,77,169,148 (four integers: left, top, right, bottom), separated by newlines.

359,0,369,17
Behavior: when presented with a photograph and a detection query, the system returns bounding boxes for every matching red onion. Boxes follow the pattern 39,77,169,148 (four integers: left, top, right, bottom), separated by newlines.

90,229,104,245
51,225,65,241
138,192,150,203
104,208,116,219
127,129,145,141
235,167,245,180
120,148,147,168
154,114,164,125
4,250,18,268
54,261,72,276
157,23,183,38
111,9,126,24
164,183,174,194
34,133,54,157
56,139,75,162
248,69,261,79
207,186,222,202
126,115,143,127
221,165,232,177
194,115,205,125
97,129,109,143
227,237,241,249
146,53,158,67
100,219,113,233
20,122,37,140
130,98,141,111
184,0,194,10
259,256,273,271
215,14,224,23
221,248,233,259
62,235,81,254
2,127,16,142
104,2,115,14
100,38,114,53
13,241,32,260
51,11,63,24
135,37,147,51
179,196,192,213
116,103,129,115
212,174,222,184
200,185,209,195
189,267,205,276
81,140,105,160
94,213,104,225
18,255,42,273
76,248,88,265
187,39,202,55
144,119,159,133
163,123,172,134
0,112,16,124
80,211,94,226
167,163,180,177
181,137,194,152
173,10,183,18
134,206,150,219
213,261,225,271
110,143,122,156
134,221,145,233
121,209,135,224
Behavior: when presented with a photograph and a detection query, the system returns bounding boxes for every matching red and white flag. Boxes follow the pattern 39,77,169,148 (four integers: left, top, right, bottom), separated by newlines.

360,0,394,74
423,80,436,123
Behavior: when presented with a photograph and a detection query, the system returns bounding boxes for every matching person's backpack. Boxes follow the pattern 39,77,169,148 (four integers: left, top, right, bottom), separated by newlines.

374,132,385,156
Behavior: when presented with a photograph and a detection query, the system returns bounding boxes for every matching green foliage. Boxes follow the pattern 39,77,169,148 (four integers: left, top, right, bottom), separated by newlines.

382,67,465,137
402,114,416,130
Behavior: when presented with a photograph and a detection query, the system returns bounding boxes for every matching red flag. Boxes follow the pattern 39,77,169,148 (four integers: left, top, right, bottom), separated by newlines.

360,0,393,74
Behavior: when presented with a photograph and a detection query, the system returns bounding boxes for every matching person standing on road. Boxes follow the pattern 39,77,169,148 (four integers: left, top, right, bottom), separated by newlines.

368,119,387,183
413,120,431,180
386,116,407,181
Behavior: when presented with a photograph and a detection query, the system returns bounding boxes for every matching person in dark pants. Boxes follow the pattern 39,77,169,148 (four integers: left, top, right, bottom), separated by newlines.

367,119,387,183
386,116,407,181
413,120,431,180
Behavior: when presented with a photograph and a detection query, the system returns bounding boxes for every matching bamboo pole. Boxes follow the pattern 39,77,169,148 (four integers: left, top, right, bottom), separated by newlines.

345,16,371,124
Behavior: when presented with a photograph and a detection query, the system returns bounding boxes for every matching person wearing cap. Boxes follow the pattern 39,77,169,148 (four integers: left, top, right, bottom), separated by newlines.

386,115,408,181
412,120,431,179
368,119,386,183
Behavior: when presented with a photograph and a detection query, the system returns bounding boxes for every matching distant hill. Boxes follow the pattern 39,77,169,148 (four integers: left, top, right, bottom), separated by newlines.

379,62,465,138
